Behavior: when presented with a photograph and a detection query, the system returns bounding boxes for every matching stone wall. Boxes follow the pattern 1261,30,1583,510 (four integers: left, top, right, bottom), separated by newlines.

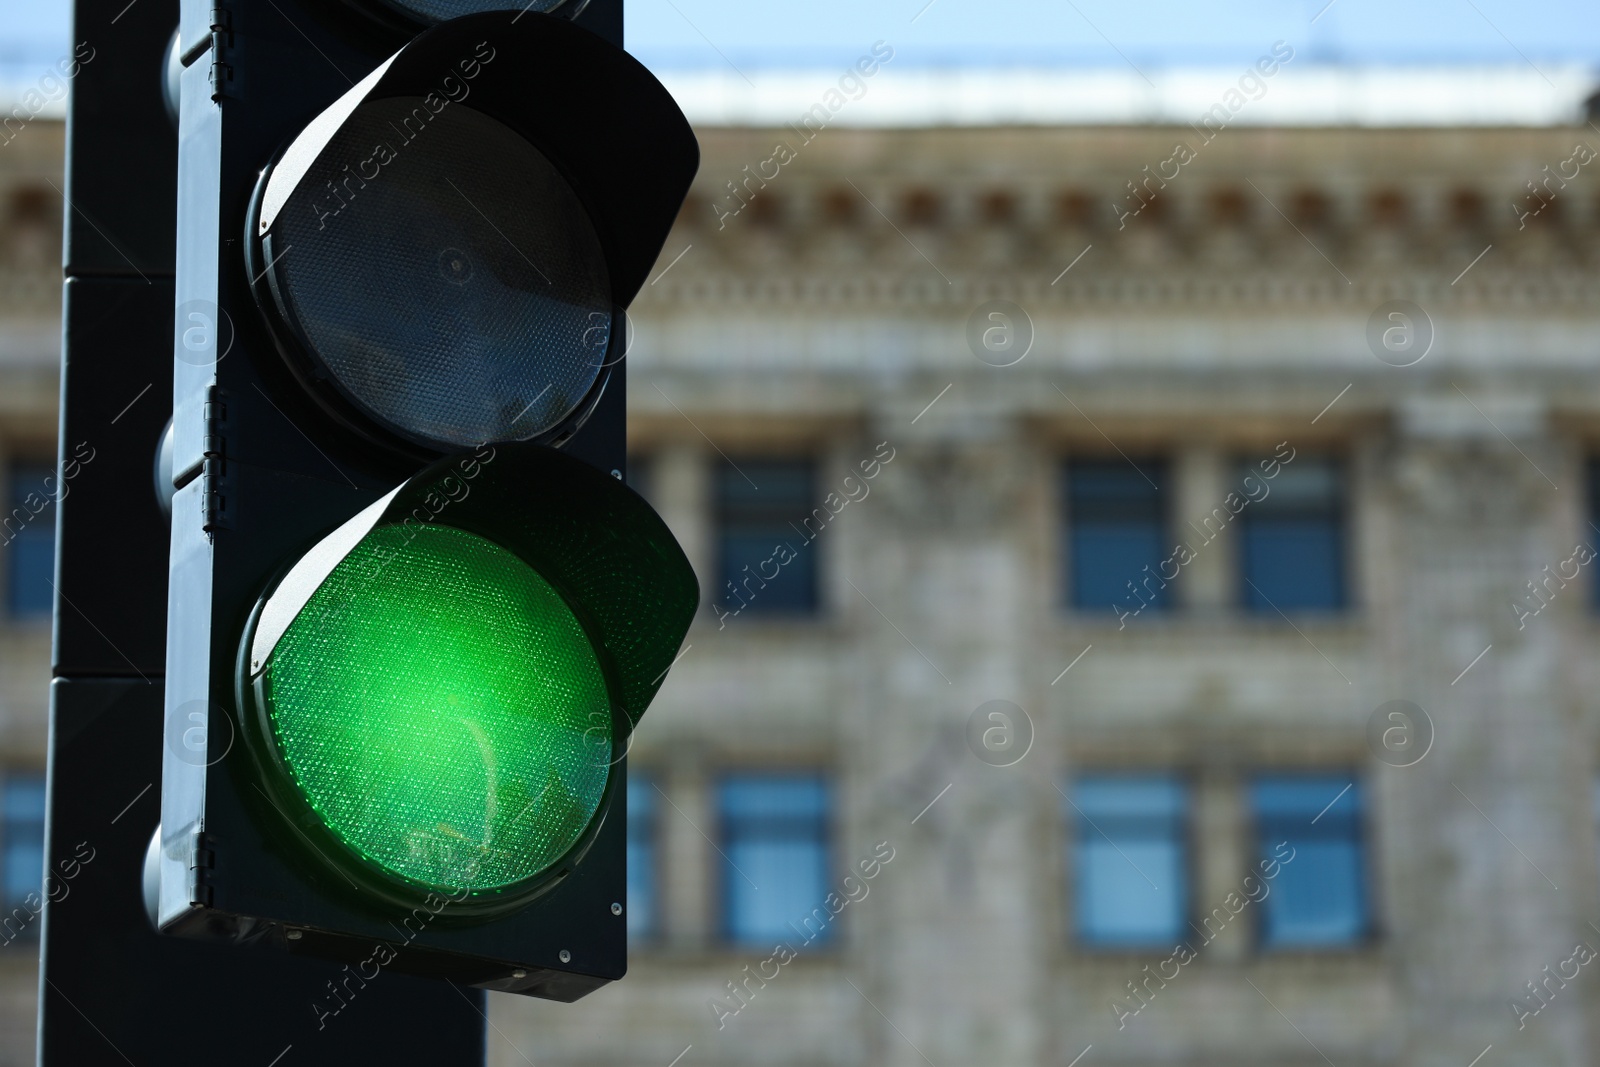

488,125,1600,1067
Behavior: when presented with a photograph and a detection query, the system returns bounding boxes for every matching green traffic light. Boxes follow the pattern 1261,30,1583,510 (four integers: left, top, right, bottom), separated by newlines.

255,522,613,895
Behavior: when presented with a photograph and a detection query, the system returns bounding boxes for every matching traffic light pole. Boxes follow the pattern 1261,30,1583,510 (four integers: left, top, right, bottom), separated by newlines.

35,0,646,1060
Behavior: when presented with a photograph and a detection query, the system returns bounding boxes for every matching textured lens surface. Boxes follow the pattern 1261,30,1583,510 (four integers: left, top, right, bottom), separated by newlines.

273,97,611,449
261,523,611,892
379,0,580,23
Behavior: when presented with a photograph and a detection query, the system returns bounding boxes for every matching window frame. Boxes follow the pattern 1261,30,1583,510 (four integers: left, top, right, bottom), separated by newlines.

4,458,60,622
624,771,662,945
1065,769,1194,952
1061,455,1173,616
712,456,822,620
1246,771,1375,952
713,769,835,951
0,769,47,945
1234,453,1350,615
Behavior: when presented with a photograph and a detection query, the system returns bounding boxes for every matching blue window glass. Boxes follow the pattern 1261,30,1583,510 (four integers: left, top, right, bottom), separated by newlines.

1069,774,1188,947
627,775,659,942
1239,457,1345,612
1251,776,1368,948
717,774,830,948
715,460,817,616
1065,459,1168,612
6,462,57,618
1,773,46,942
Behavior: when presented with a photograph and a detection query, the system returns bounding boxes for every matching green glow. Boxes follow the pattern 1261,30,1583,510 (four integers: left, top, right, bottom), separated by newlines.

261,523,611,892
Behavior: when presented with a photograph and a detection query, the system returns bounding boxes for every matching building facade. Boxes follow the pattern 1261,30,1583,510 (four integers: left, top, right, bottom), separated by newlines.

0,117,65,1064
491,122,1600,1067
2,113,1600,1067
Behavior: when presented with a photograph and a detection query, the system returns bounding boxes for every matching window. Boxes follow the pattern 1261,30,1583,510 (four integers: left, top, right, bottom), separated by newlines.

1069,774,1189,947
1238,457,1345,612
1064,459,1169,613
715,459,817,616
717,774,831,947
6,462,57,618
626,774,660,942
1250,776,1368,948
2,773,46,941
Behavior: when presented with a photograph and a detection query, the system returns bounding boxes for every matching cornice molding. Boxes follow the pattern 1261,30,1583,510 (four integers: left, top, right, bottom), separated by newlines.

637,266,1600,311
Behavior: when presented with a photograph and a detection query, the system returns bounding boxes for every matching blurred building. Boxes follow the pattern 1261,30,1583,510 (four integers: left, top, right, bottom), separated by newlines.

497,102,1600,1067
4,66,1600,1067
0,116,64,1063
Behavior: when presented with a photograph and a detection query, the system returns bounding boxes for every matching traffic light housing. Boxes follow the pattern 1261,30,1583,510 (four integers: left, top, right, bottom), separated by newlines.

236,444,695,917
157,1,698,1000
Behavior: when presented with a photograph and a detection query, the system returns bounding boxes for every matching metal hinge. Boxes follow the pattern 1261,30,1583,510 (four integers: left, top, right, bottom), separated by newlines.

208,7,236,102
201,385,230,531
189,831,216,908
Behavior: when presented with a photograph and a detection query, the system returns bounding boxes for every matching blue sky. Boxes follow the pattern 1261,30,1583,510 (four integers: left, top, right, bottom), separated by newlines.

625,0,1599,68
0,0,1594,70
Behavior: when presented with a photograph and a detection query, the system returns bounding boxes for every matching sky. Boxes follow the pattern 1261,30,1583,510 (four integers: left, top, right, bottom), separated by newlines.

0,0,1594,72
626,0,1598,69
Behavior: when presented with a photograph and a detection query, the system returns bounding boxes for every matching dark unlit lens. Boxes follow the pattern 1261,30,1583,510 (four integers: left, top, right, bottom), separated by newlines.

271,96,611,450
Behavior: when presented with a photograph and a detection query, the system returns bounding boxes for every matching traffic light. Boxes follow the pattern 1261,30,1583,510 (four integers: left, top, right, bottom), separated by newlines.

234,444,695,918
155,0,698,1001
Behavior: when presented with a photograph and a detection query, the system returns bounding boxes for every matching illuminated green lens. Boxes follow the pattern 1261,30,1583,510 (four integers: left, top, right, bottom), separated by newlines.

260,523,611,893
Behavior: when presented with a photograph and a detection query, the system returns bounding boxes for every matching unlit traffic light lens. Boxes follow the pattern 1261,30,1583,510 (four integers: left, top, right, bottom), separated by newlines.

264,96,612,452
256,523,612,894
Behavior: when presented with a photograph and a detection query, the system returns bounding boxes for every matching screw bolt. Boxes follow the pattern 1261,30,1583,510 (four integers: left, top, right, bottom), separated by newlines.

558,949,572,963
610,469,622,480
512,968,527,979
286,929,303,941
610,902,623,916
